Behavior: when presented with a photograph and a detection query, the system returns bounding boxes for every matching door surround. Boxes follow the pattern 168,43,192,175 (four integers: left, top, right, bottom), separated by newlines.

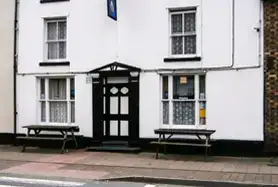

88,62,141,143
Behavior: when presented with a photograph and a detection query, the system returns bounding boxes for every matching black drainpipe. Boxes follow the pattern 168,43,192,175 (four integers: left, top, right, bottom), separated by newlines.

13,0,18,145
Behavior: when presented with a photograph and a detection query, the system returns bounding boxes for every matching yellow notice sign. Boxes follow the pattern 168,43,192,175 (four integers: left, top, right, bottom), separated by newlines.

180,77,187,84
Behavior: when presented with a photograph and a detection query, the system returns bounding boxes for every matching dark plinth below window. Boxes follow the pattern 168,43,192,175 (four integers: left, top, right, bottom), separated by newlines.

164,56,202,63
40,0,70,3
39,61,70,66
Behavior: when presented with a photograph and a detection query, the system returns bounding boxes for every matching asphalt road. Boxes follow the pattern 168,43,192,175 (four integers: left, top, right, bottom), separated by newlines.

0,175,196,187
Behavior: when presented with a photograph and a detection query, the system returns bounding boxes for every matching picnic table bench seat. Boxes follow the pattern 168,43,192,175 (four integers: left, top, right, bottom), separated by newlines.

152,128,216,161
16,125,79,154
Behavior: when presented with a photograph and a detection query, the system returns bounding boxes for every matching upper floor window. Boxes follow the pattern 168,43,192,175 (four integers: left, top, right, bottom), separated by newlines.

45,18,67,61
170,9,197,56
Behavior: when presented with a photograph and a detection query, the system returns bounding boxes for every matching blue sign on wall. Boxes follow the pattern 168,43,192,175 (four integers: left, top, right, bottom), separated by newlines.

107,0,117,21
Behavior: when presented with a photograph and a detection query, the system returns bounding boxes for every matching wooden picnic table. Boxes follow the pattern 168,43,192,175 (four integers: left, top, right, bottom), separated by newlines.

16,125,79,154
151,128,216,161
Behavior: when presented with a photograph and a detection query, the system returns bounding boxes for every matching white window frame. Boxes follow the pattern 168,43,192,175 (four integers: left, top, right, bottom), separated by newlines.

168,7,201,58
37,77,75,125
160,74,206,129
44,18,67,62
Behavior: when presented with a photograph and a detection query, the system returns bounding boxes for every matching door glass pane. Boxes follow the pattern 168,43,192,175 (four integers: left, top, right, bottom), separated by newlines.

173,101,195,125
162,76,168,99
110,121,118,136
107,77,129,83
110,87,118,95
120,96,128,114
110,97,118,114
120,87,129,95
173,75,195,99
120,121,128,136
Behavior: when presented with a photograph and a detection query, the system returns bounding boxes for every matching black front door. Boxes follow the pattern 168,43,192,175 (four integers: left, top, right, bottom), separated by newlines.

103,83,130,140
92,74,139,142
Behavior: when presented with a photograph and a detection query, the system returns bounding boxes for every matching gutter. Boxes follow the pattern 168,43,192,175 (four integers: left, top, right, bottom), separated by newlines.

13,0,19,144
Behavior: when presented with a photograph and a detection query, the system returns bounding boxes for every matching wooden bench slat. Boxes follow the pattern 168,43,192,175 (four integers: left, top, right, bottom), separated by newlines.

16,137,65,141
150,141,211,147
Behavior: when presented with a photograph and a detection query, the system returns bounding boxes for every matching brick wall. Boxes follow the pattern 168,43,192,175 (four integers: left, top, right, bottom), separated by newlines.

264,0,278,152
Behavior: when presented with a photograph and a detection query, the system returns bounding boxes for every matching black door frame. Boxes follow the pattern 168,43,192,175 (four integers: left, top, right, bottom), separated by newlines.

89,62,140,143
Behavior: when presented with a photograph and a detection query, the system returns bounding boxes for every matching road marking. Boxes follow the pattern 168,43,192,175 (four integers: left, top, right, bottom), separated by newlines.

0,177,85,186
145,185,155,187
0,185,23,187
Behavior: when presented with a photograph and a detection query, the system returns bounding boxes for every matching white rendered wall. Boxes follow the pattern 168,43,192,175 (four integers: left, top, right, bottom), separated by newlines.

17,0,264,140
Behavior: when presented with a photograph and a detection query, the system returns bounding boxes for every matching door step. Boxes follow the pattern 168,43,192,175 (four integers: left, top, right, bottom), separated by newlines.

86,141,141,153
86,146,141,153
101,141,129,147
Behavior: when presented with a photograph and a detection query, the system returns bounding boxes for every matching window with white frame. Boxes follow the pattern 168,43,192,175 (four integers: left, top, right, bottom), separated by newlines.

45,18,67,60
170,9,197,55
39,77,75,123
162,75,206,127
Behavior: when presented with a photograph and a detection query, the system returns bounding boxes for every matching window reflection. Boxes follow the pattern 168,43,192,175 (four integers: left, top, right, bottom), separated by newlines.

173,75,195,99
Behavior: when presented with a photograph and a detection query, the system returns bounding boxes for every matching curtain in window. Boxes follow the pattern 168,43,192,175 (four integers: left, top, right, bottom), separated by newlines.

173,101,195,125
47,20,67,59
49,79,67,123
163,101,169,124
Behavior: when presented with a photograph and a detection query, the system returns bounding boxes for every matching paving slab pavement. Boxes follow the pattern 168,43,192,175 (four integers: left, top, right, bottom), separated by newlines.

0,145,277,185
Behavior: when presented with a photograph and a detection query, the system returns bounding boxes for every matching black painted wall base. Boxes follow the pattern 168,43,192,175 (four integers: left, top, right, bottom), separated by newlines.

0,133,276,157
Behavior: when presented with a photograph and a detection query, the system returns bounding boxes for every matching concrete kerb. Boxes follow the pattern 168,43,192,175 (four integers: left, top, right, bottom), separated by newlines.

98,176,278,187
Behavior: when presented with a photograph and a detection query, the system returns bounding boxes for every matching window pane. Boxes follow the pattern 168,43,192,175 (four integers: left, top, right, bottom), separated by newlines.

47,22,57,40
40,79,45,99
49,101,67,123
173,75,195,99
163,101,169,124
71,102,75,123
49,79,67,100
162,76,168,99
199,101,206,125
184,35,196,54
199,75,206,99
172,36,183,55
58,21,67,40
47,42,58,59
184,12,196,33
70,78,75,100
173,101,195,125
41,101,46,122
171,14,182,34
58,41,66,59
